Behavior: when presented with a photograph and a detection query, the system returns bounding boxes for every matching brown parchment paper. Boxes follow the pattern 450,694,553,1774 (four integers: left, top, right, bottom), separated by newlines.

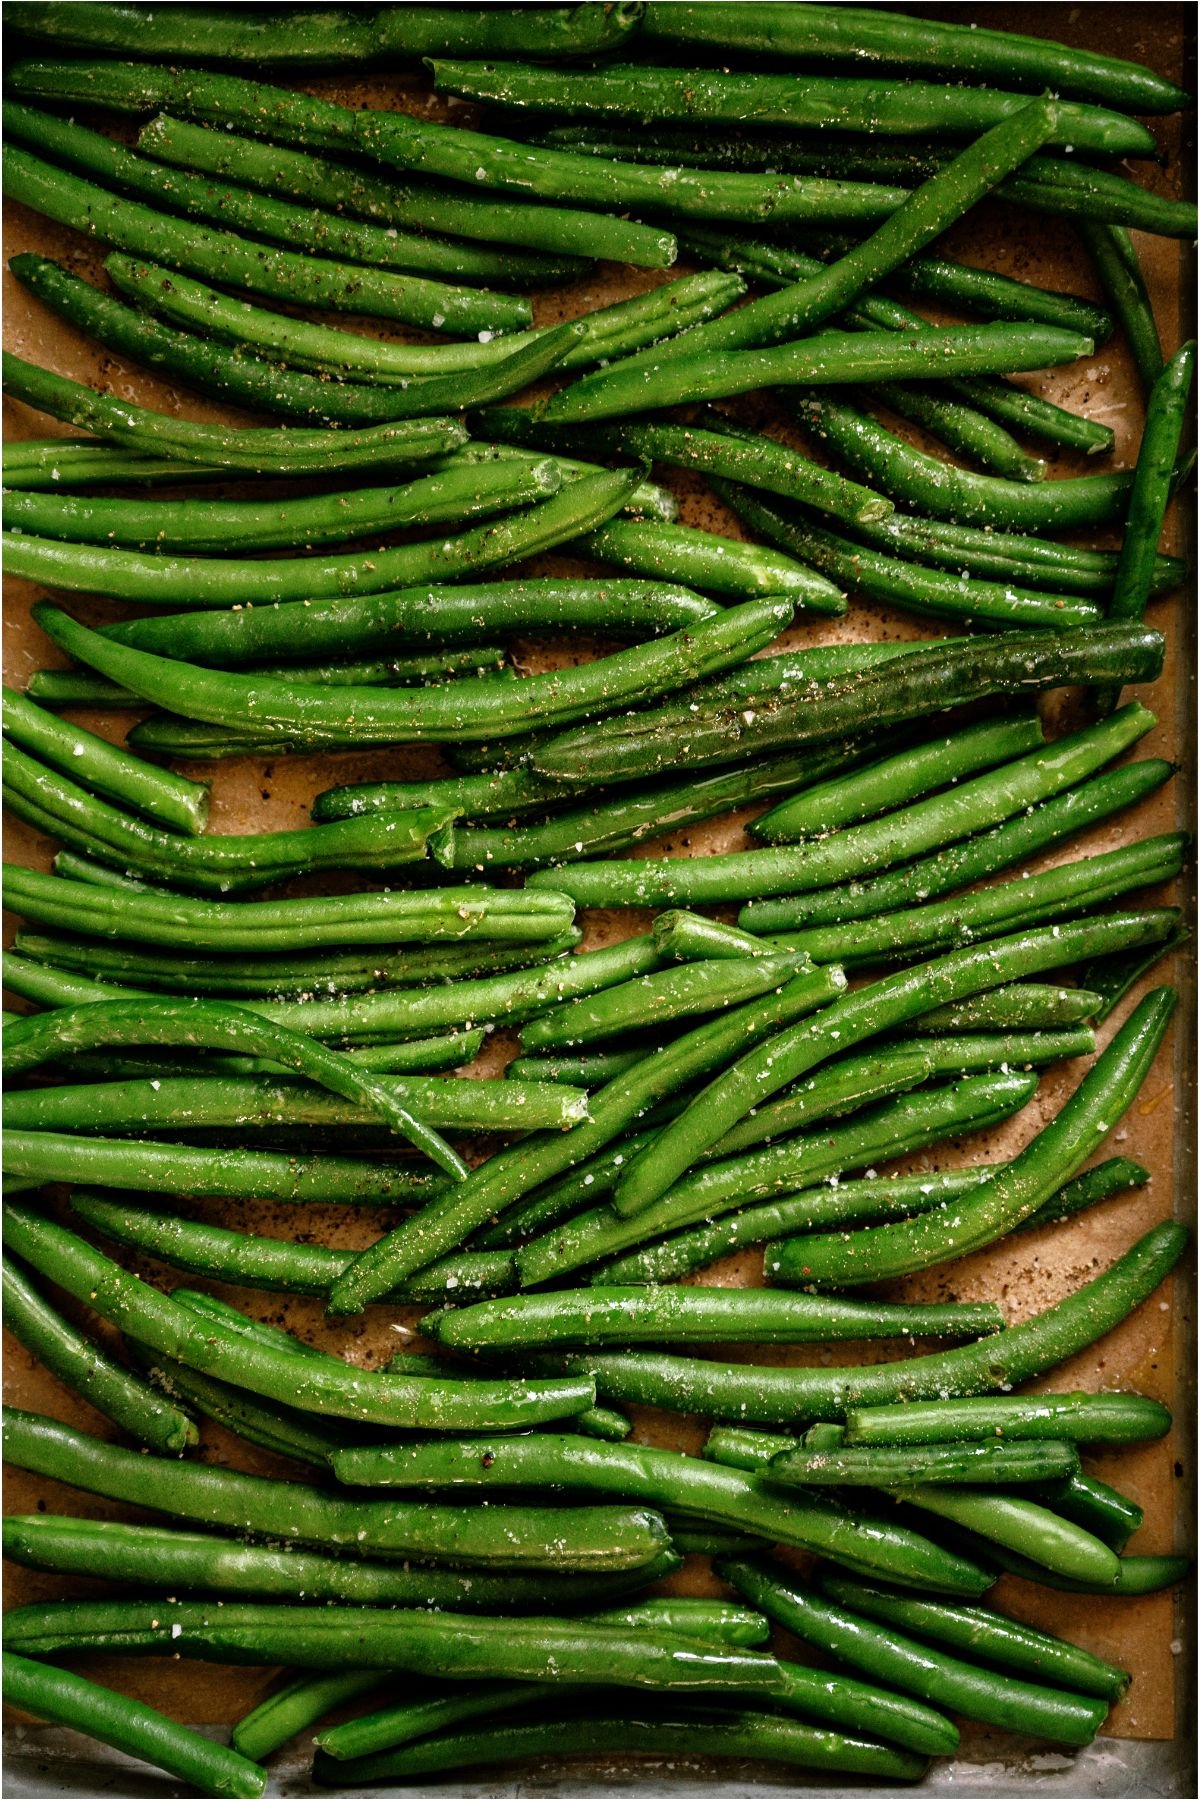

2,1,1194,1779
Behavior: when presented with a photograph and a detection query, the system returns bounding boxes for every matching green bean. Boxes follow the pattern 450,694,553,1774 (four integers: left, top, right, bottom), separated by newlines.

817,1575,1129,1701
436,1287,1003,1354
1097,342,1196,714
2,1653,265,1799
654,911,772,962
330,1434,990,1596
516,1072,1035,1286
753,713,1045,841
459,442,679,522
720,1559,1107,1747
528,623,1165,785
767,1440,1078,1489
573,1404,632,1443
1078,223,1164,398
792,390,1155,532
2,685,208,836
1077,925,1188,1026
437,740,898,874
38,593,791,752
608,1157,1141,1288
3,102,560,292
315,1681,552,1762
778,835,1185,969
776,986,1175,1287
639,4,1188,112
927,374,1111,462
4,1070,589,1139
235,1672,384,1764
435,61,1150,160
3,437,240,490
7,3,646,61
1030,1473,1146,1552
315,1704,927,1784
542,321,1090,426
4,57,677,267
745,761,1175,934
130,1350,355,1469
860,379,1045,482
533,701,1158,908
5,1595,784,1695
70,1191,513,1302
3,352,466,478
321,965,847,1313
9,464,655,610
27,649,508,711
4,994,475,1172
4,144,529,339
0,863,574,951
480,409,892,527
1017,1155,1151,1231
474,1118,682,1250
576,518,845,608
518,952,812,1053
15,930,577,1004
114,238,737,377
985,1549,1190,1595
998,156,1199,239
2,1253,197,1453
105,577,720,667
4,1207,596,1433
897,1487,1122,1584
553,1219,1187,1423
718,484,1101,631
52,849,167,890
845,1391,1173,1448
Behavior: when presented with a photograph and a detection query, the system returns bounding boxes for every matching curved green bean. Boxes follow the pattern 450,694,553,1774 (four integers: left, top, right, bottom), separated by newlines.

1078,222,1164,398
577,517,845,608
234,1673,384,1764
27,648,507,710
982,1550,1190,1595
2,1653,265,1799
896,1487,1120,1584
2,684,208,835
2,1253,196,1454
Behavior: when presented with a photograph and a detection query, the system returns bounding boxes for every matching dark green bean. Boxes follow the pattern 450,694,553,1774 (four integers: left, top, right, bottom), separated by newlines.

528,623,1165,785
518,952,812,1053
531,702,1157,908
3,351,467,477
330,1433,991,1596
767,1440,1078,1489
1,863,574,951
2,1653,265,1799
1077,223,1164,398
2,1209,595,1433
234,1672,384,1764
433,61,1150,159
129,1348,353,1469
69,1191,516,1303
2,1253,196,1453
639,4,1189,112
2,684,208,836
719,1559,1107,1746
516,1072,1035,1288
774,987,1175,1286
434,1286,1004,1354
846,1391,1172,1448
576,518,845,609
4,142,529,337
817,1574,1129,1701
37,593,791,752
983,1550,1190,1595
743,761,1175,932
550,1220,1188,1422
1076,925,1188,1025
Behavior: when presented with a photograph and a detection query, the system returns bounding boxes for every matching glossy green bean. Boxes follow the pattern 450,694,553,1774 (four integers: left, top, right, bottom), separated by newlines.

720,484,1101,630
767,1440,1078,1489
0,864,574,950
638,3,1188,112
2,1653,265,1799
720,1559,1107,1746
552,1220,1188,1422
982,1550,1190,1595
37,594,791,751
528,623,1165,785
435,1286,1003,1353
330,1433,991,1596
312,1705,927,1784
234,1673,384,1764
743,761,1175,933
505,1049,657,1085
846,1391,1172,1448
518,952,811,1053
896,1487,1121,1583
609,914,1175,1216
577,518,845,608
774,987,1175,1286
71,1191,514,1302
26,648,507,710
3,351,466,477
1078,223,1164,398
320,964,848,1312
752,713,1045,841
818,1575,1129,1701
2,1209,595,1432
532,702,1157,909
4,142,528,337
2,1253,196,1453
653,911,771,962
2,685,208,835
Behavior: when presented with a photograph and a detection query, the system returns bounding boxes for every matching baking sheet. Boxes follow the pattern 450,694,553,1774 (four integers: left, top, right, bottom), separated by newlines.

2,3,1195,1793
